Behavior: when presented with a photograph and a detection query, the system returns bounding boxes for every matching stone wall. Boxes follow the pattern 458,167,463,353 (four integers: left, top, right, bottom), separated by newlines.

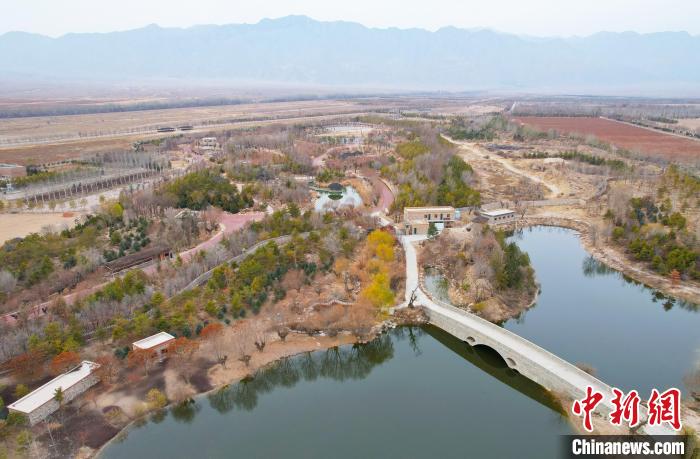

23,373,100,425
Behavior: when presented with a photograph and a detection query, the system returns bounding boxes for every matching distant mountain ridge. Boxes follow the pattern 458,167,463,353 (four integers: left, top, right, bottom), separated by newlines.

1,15,698,92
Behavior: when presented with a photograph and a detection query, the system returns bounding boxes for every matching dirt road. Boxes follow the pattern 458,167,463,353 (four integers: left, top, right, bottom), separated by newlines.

445,136,561,198
362,169,394,214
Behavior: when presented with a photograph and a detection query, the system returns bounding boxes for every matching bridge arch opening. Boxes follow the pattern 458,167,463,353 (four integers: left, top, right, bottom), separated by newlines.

472,344,509,369
506,357,516,368
466,336,476,344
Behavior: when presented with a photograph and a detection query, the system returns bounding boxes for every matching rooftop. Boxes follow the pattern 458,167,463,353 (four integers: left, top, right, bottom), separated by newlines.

480,208,515,217
404,206,455,212
133,331,175,350
8,361,99,414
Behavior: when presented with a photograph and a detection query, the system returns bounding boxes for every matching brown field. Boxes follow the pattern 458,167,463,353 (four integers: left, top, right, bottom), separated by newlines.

513,116,700,163
0,96,499,165
0,99,393,164
0,212,80,244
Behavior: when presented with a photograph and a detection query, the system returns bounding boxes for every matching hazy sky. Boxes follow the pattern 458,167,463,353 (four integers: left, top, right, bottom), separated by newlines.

3,0,699,37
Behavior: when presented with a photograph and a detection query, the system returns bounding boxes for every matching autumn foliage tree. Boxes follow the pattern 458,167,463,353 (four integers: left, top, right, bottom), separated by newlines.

5,350,46,380
168,337,199,382
95,354,120,385
360,230,397,309
50,351,81,375
127,348,157,376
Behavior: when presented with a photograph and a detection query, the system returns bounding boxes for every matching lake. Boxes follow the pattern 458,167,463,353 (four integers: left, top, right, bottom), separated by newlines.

101,226,699,458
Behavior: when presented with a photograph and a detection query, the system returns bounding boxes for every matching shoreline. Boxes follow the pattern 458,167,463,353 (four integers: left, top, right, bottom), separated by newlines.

518,217,700,305
93,331,364,458
92,307,431,458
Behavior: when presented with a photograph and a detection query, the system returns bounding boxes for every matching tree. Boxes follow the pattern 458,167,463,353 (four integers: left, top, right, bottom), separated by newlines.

15,430,32,454
13,384,30,399
95,355,120,385
127,348,157,376
427,222,438,240
168,337,199,383
254,331,266,352
362,271,394,308
53,387,64,406
145,388,167,411
50,351,80,375
232,324,253,366
6,351,45,380
0,270,16,295
200,323,227,366
53,387,65,423
277,327,290,342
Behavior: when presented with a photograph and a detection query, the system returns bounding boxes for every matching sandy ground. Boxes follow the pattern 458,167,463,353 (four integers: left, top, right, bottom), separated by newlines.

0,212,81,244
208,332,358,387
677,118,700,131
91,332,359,442
449,138,562,198
0,100,363,144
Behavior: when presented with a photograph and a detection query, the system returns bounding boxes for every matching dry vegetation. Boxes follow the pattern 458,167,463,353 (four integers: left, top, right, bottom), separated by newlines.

419,226,537,322
513,116,700,165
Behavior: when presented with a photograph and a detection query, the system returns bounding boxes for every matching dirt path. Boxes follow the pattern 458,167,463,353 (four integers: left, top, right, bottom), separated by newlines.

445,136,561,198
361,169,394,214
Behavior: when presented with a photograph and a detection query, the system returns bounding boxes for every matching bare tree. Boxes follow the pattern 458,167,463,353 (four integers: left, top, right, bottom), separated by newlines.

0,270,17,295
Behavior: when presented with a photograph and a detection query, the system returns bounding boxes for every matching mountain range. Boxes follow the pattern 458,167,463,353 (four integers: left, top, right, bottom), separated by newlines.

1,15,698,93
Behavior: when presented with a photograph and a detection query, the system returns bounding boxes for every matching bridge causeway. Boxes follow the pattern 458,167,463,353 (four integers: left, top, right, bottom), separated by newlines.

400,235,672,436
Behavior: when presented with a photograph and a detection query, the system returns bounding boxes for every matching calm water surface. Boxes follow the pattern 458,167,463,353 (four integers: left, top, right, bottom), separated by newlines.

102,226,699,458
507,226,699,394
314,186,362,212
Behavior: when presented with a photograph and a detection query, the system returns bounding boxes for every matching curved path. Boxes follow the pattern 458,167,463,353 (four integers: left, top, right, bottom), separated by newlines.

400,234,673,436
359,169,394,225
1,211,265,325
442,135,561,198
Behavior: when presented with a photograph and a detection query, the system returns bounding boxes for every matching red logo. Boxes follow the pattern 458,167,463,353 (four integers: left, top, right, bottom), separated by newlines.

648,388,682,431
572,386,682,432
572,386,604,432
610,388,641,427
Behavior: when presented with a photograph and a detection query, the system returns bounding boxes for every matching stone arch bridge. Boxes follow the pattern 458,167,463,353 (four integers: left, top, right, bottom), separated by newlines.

400,235,673,436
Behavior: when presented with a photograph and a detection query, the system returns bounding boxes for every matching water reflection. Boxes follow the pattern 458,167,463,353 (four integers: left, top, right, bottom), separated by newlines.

101,327,571,459
199,327,565,420
581,255,698,313
314,186,362,212
423,326,566,415
208,333,395,413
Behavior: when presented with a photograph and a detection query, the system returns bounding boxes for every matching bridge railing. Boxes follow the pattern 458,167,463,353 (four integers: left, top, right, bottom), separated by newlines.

424,290,616,409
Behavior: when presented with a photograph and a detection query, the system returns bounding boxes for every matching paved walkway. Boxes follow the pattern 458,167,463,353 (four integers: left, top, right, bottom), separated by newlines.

399,234,673,436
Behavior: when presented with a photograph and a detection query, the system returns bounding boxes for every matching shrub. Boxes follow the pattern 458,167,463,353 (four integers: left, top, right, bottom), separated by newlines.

145,388,167,411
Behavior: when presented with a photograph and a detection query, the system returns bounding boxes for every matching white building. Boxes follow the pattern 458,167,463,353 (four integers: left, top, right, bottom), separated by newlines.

8,361,101,425
198,137,219,151
133,331,175,361
403,206,455,235
478,208,516,225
